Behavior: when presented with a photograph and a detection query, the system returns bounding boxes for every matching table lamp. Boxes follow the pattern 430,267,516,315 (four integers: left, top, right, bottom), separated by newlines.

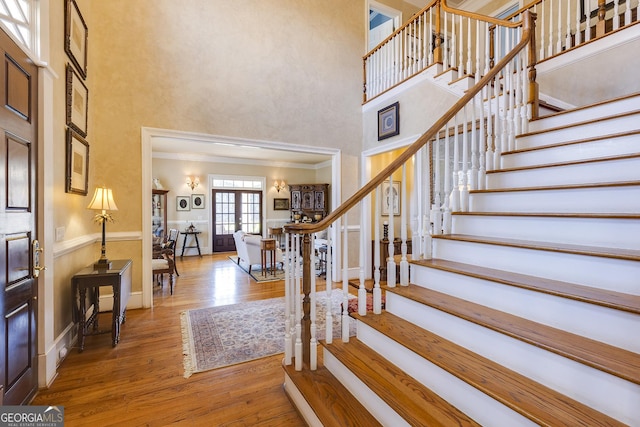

87,186,118,269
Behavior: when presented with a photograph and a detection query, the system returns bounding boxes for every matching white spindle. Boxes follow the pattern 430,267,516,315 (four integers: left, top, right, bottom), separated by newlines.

458,15,464,73
470,98,478,192
576,0,582,45
548,0,555,57
461,105,469,212
467,16,473,76
358,199,367,316
477,90,487,189
625,0,632,27
428,9,434,65
451,114,461,213
442,120,452,233
540,0,546,59
386,175,396,288
444,12,449,69
433,133,443,236
557,0,563,53
400,165,409,286
475,19,482,81
586,0,592,41
284,232,292,365
486,70,495,172
294,234,302,371
310,238,317,370
566,0,572,48
373,188,382,314
324,229,333,344
342,216,350,342
614,0,620,30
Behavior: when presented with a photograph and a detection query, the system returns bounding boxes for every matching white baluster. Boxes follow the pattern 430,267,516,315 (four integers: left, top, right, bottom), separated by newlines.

294,234,302,371
557,0,563,53
475,19,482,81
444,11,449,69
486,70,495,172
470,97,478,192
284,232,292,365
433,133,443,235
342,215,350,342
358,199,367,316
442,120,452,233
400,165,409,285
467,16,472,76
458,15,464,73
585,0,592,42
386,176,396,287
451,114,461,213
310,239,317,370
461,105,469,212
428,8,434,65
325,229,333,344
625,0,632,27
373,188,382,314
614,0,620,30
575,0,582,46
477,91,487,189
566,0,573,48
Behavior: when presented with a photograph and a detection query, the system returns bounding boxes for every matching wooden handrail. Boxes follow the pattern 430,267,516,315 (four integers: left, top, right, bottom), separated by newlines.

285,11,537,236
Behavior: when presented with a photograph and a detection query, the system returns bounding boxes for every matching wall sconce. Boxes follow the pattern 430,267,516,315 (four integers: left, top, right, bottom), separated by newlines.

273,180,286,193
186,176,200,191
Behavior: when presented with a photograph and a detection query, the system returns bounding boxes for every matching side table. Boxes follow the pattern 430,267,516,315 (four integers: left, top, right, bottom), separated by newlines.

180,230,202,258
260,238,277,276
72,259,132,352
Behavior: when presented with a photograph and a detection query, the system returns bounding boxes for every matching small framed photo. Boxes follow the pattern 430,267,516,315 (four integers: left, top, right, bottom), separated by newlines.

191,194,205,209
381,180,400,216
65,0,88,79
66,64,88,137
176,196,190,211
378,101,399,141
273,198,290,211
65,128,89,195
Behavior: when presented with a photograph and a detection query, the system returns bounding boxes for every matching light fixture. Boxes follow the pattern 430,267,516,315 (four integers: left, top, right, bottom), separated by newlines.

273,180,286,193
186,176,200,191
87,186,118,270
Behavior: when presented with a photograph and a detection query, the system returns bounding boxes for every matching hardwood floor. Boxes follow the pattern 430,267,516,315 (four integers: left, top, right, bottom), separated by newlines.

32,253,307,426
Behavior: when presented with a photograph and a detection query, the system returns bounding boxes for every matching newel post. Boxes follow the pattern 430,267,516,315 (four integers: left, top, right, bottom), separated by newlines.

596,0,606,37
525,10,539,120
433,0,443,64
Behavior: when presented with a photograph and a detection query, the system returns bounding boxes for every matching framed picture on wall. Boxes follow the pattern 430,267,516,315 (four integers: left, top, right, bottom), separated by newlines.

66,64,88,137
381,180,400,216
274,198,289,211
378,101,399,141
65,0,88,79
65,128,89,195
191,194,205,209
176,196,190,211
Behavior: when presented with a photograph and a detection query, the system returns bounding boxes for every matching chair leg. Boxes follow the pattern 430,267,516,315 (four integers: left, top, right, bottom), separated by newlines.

169,273,174,295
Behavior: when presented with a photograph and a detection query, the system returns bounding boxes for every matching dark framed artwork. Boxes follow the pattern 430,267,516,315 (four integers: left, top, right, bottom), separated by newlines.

191,194,205,209
273,198,290,211
66,64,88,137
65,128,89,195
65,0,88,79
378,101,400,141
381,180,400,216
176,196,190,211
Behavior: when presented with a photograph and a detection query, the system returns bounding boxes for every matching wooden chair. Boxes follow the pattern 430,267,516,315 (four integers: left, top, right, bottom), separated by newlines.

152,238,176,294
166,228,179,276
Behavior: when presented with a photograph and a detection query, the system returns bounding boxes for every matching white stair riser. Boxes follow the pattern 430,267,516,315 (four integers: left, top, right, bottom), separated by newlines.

469,185,640,213
502,133,640,168
356,322,537,427
516,115,640,150
488,157,640,188
322,349,410,427
432,238,640,294
283,376,323,427
410,266,640,353
385,294,640,425
451,215,640,250
528,97,640,131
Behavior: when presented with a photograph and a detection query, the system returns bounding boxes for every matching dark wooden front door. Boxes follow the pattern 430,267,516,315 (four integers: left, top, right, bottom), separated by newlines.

212,190,262,252
0,28,38,405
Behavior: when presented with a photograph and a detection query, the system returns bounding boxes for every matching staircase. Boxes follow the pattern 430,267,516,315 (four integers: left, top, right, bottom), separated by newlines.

284,93,640,426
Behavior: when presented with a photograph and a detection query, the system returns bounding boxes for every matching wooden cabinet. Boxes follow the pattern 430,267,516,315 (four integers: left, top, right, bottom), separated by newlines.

289,183,329,222
152,189,169,238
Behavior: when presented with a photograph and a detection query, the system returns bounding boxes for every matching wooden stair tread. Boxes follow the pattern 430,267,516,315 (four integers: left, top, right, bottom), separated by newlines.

411,258,640,314
453,212,640,219
353,311,626,427
434,233,640,262
470,179,640,193
487,152,640,174
386,284,640,385
322,338,481,426
283,363,382,427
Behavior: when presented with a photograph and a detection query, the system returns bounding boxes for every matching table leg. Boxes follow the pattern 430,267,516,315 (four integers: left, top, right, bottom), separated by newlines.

78,287,87,352
194,233,202,257
261,249,267,277
180,234,188,258
112,284,120,346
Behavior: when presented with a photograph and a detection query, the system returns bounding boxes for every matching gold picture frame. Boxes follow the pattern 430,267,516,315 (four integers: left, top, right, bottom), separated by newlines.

65,0,88,79
66,64,88,137
66,128,89,195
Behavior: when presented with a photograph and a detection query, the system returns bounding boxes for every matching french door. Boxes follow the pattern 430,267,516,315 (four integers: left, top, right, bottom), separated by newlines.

212,190,262,252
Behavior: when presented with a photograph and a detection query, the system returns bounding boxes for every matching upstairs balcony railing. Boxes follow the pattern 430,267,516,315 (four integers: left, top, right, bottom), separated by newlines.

364,0,639,102
284,8,540,371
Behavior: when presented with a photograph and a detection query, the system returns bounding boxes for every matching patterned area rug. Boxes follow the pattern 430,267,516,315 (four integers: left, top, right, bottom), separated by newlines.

228,255,285,282
181,290,355,378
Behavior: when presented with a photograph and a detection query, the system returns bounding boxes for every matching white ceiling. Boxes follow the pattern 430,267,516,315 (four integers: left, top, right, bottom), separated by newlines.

152,136,332,168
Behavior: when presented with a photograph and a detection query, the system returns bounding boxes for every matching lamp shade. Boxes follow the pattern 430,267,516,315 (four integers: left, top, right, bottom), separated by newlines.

87,187,118,211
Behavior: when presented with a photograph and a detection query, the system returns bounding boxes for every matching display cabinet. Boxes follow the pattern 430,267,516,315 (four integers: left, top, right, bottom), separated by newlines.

152,189,169,238
289,183,329,222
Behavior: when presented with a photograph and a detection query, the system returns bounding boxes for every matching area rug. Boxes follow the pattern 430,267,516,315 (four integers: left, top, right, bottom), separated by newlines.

228,255,285,282
181,290,355,378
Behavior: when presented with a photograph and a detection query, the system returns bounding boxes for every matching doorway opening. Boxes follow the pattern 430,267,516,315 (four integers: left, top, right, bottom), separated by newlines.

368,1,401,51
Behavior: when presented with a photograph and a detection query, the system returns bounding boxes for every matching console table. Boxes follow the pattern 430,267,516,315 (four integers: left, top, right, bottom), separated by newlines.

72,259,132,352
180,230,202,258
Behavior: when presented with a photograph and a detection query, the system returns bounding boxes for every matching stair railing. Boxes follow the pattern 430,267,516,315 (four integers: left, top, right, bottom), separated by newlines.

284,10,539,371
364,0,638,103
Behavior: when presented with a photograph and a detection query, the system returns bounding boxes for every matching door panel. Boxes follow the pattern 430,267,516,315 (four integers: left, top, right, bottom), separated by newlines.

0,28,38,405
212,190,262,252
